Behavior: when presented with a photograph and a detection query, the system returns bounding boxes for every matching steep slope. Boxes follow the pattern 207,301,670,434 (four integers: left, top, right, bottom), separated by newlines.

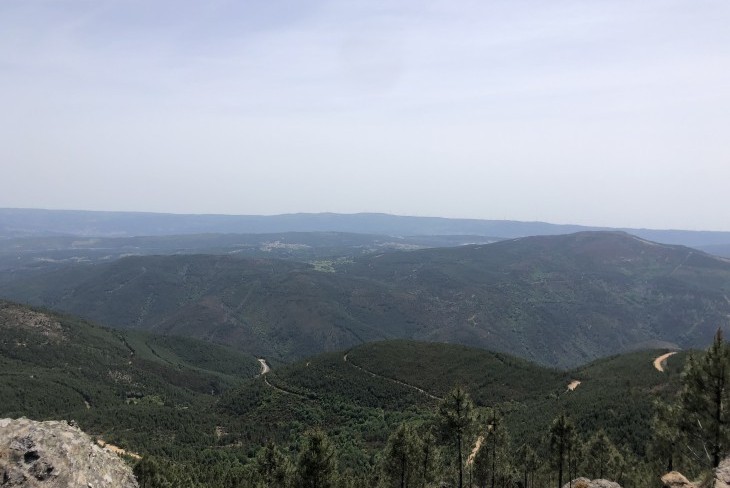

0,255,396,360
2,232,729,367
343,232,730,366
0,300,259,447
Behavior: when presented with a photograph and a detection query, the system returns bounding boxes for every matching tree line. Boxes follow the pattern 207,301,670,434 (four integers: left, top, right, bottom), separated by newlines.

133,390,631,488
134,330,730,488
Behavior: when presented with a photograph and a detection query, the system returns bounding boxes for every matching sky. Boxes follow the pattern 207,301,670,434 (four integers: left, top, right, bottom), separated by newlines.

1,0,729,231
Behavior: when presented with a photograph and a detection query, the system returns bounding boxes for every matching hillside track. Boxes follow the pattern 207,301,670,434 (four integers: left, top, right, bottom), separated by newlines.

343,352,443,401
257,358,308,398
653,352,678,372
257,358,271,375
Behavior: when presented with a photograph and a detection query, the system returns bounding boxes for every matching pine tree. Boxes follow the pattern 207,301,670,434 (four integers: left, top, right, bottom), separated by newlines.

515,443,539,488
296,430,338,488
584,430,622,480
382,422,422,488
472,409,510,488
417,427,439,488
439,387,476,488
550,413,575,488
254,441,292,488
678,329,730,468
651,399,682,473
133,457,168,488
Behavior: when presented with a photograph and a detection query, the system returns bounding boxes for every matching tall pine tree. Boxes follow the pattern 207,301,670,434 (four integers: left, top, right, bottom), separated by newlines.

439,387,476,488
296,430,338,488
678,329,730,468
382,422,422,488
550,413,575,488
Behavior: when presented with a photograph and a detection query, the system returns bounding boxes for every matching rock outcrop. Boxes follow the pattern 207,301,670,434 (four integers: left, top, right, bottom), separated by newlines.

562,478,622,488
0,417,138,487
661,471,694,488
715,457,730,488
661,457,730,488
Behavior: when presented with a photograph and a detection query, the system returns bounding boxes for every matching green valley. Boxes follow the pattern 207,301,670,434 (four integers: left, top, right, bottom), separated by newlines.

0,299,697,487
2,232,729,368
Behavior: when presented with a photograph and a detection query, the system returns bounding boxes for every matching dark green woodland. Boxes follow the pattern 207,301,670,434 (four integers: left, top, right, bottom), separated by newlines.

2,229,729,487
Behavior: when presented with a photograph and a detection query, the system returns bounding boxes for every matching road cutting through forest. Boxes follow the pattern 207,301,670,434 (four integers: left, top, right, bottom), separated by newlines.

343,353,443,401
257,358,271,375
257,358,308,398
653,352,677,372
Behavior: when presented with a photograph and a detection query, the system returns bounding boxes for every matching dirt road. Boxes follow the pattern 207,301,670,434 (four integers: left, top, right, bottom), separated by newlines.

653,352,677,372
343,353,442,401
96,439,141,460
258,358,271,375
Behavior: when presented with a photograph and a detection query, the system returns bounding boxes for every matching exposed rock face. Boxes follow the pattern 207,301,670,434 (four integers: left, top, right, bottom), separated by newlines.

0,417,138,487
715,457,730,488
562,478,622,488
661,471,693,488
661,457,730,488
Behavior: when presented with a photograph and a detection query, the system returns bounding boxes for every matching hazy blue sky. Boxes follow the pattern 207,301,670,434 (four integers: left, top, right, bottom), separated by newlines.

2,0,729,230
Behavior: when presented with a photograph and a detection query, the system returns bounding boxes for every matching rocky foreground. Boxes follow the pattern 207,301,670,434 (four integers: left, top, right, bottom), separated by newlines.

661,457,730,488
0,417,137,487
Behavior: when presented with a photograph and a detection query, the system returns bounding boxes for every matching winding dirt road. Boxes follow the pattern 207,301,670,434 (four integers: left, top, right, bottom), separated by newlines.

257,358,308,398
257,358,271,375
653,352,677,372
343,353,443,401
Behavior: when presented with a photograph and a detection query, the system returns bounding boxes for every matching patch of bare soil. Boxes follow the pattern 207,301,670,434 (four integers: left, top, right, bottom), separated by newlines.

258,358,271,375
653,352,678,372
467,436,484,465
0,305,65,341
96,439,141,460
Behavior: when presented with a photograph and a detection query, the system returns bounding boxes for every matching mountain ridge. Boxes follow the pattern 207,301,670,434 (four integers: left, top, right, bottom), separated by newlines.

2,208,730,247
2,231,728,368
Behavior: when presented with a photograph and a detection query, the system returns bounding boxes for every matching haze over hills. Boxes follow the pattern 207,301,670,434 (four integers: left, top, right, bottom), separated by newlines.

3,231,729,368
0,231,500,279
3,208,730,248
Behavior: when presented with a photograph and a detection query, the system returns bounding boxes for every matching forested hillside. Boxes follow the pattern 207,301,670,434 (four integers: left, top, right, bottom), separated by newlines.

1,303,692,487
2,232,729,368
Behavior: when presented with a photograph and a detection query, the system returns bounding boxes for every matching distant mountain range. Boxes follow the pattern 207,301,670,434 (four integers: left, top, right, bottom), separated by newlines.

0,231,500,277
3,231,728,368
2,208,730,248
